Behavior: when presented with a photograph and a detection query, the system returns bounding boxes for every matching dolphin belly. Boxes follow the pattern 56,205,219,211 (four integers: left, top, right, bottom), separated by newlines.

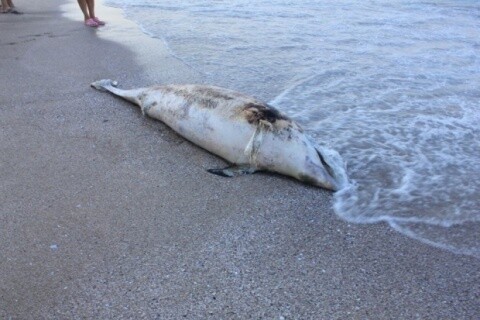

146,101,255,165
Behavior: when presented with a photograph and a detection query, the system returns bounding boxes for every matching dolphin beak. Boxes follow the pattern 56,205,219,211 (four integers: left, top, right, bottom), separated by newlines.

322,175,340,191
298,165,340,191
316,168,341,191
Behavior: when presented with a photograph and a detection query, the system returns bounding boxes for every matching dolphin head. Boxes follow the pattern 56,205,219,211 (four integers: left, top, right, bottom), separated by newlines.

299,144,349,191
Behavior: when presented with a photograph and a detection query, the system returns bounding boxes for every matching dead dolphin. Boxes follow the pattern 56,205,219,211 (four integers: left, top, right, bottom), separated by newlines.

91,79,348,191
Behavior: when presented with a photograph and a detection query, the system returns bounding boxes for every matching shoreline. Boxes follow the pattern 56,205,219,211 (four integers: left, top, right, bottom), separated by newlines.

1,1,479,318
61,0,203,85
94,0,480,260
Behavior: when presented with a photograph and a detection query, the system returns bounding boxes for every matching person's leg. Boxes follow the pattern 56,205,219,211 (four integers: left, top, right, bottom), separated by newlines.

85,0,95,19
77,0,90,20
86,0,105,25
1,0,11,12
6,0,14,8
79,0,100,27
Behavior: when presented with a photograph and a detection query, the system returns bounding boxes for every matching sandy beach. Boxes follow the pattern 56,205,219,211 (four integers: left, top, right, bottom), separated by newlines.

1,0,479,318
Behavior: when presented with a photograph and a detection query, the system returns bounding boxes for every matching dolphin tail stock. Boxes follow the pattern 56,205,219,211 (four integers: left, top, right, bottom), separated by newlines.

90,79,144,106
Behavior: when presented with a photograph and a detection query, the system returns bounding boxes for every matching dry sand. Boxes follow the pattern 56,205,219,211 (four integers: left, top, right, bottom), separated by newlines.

1,0,479,319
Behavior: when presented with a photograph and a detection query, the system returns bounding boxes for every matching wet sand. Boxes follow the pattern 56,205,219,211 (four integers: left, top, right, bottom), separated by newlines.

1,1,479,318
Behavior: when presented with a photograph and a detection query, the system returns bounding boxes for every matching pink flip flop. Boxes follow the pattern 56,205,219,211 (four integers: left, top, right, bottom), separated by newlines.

92,17,106,26
85,18,99,27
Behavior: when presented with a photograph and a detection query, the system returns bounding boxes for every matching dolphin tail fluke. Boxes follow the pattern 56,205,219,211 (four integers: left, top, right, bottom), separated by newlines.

90,79,118,91
91,79,144,106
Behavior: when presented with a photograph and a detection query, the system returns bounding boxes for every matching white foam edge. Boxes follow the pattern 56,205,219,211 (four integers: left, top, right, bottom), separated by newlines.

389,220,480,259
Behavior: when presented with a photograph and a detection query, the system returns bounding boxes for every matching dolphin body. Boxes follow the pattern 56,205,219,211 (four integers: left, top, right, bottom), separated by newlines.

91,79,348,191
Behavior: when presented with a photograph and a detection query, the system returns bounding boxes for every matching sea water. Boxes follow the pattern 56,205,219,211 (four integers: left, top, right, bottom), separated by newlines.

103,0,480,258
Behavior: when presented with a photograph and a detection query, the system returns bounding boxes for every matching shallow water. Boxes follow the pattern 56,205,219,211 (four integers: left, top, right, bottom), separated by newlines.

103,0,480,258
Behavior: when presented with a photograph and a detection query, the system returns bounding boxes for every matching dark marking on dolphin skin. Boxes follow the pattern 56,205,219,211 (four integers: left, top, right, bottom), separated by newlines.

242,103,288,125
200,98,219,109
195,87,236,101
298,174,318,186
179,89,218,109
142,101,158,114
157,86,237,109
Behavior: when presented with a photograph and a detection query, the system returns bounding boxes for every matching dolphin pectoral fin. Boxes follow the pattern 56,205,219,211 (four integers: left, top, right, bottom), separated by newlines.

207,165,257,178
